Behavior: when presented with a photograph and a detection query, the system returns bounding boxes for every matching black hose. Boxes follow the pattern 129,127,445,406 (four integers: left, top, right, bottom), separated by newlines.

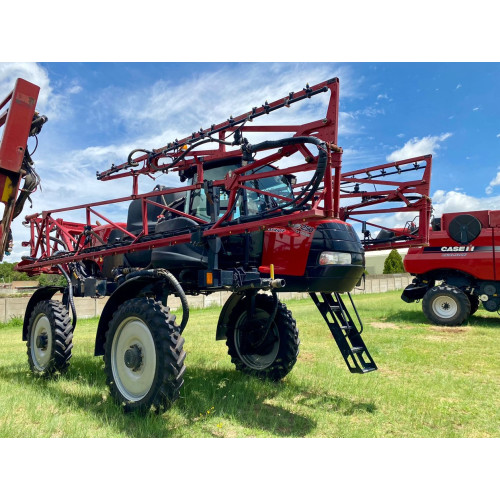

246,136,328,215
13,164,40,219
40,234,69,251
263,289,279,336
158,269,190,334
127,148,153,167
124,268,189,333
57,264,77,328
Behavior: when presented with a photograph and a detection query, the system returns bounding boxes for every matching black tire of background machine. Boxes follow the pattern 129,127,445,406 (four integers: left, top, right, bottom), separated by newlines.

422,284,471,326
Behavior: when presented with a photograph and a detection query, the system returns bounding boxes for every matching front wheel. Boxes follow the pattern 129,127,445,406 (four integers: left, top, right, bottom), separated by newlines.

422,285,471,326
225,293,299,381
104,298,186,413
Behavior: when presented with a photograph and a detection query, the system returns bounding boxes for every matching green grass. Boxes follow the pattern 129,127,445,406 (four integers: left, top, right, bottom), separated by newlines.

0,290,498,438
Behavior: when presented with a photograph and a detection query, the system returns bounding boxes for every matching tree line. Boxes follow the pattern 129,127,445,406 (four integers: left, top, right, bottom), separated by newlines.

0,262,66,287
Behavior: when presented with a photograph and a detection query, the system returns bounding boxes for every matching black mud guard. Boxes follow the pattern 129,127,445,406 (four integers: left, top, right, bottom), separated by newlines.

216,292,244,341
22,286,64,341
401,282,429,303
94,275,160,356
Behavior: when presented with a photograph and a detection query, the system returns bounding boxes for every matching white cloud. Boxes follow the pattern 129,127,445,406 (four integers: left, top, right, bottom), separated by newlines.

0,62,79,121
432,189,500,215
386,133,452,162
485,167,500,195
377,93,388,100
0,62,52,109
473,107,479,111
68,84,83,94
90,63,359,140
456,83,462,89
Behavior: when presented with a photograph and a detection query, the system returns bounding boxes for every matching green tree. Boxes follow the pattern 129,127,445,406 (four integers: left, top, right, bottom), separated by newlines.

383,249,405,274
0,262,66,286
37,274,67,287
0,262,31,282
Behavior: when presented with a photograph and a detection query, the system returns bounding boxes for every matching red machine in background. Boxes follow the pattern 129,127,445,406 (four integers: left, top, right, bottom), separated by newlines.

402,210,500,325
0,78,46,261
2,77,433,413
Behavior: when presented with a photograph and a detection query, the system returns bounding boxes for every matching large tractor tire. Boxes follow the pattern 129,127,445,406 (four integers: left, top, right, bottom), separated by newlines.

104,297,186,413
225,294,299,381
26,300,73,377
422,284,471,326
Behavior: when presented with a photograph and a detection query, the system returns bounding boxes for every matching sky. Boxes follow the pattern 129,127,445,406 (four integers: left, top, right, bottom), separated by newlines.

1,61,499,262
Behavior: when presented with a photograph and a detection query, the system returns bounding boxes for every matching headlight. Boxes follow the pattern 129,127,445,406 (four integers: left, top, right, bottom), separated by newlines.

319,251,352,265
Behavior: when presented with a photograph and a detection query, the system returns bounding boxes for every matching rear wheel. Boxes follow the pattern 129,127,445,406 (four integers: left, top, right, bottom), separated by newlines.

422,285,471,326
225,293,299,381
104,298,186,413
26,300,73,377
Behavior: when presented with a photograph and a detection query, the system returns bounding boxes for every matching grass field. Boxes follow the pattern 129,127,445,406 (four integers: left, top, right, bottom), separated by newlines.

0,290,498,438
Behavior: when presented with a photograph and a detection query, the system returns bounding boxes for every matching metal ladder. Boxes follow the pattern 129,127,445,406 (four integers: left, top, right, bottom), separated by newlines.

310,292,377,374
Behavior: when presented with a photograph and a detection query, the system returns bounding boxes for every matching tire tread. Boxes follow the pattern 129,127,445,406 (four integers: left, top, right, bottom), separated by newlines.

103,297,185,413
226,294,300,381
26,300,73,377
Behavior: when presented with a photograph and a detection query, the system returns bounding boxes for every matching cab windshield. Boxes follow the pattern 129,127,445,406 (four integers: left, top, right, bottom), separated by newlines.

187,163,293,222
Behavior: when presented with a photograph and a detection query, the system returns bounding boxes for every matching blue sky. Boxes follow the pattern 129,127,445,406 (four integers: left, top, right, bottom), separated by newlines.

1,61,499,261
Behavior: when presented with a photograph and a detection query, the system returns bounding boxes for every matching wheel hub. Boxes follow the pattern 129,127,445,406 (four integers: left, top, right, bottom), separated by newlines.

36,333,48,350
432,295,458,318
238,315,278,358
124,344,143,371
239,320,269,352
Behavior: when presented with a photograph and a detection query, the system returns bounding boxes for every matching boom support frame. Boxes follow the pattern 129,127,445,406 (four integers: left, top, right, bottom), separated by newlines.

16,78,433,276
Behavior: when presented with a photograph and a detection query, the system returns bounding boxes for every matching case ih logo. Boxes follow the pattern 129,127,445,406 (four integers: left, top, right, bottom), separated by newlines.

440,246,475,252
290,223,314,237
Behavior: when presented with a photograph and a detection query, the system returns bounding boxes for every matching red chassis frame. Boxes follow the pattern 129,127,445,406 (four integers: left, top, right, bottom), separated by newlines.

16,78,432,276
0,78,40,261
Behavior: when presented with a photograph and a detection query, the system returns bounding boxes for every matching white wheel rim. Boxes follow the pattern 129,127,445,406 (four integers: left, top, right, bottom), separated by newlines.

111,316,157,401
432,295,458,319
31,313,52,370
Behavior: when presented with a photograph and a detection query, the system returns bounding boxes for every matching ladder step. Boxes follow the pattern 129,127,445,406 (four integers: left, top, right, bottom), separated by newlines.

310,291,378,375
358,365,378,374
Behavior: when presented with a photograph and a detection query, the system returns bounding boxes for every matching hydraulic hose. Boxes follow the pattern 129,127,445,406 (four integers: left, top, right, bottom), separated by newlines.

57,264,77,328
124,268,189,333
245,136,328,215
13,165,40,219
263,289,279,336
